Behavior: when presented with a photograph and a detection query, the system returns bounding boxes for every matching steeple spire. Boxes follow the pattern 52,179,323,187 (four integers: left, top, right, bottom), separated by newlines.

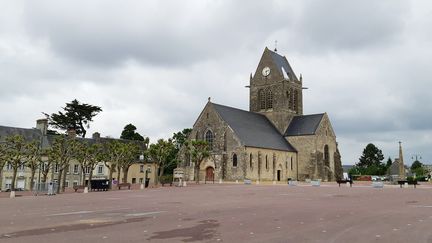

398,141,405,179
274,40,278,52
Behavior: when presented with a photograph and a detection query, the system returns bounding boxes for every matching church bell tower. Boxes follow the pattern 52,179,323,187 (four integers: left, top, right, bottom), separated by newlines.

249,47,303,133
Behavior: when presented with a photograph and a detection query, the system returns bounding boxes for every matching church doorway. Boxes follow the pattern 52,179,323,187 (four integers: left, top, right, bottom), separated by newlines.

205,167,214,184
277,170,281,181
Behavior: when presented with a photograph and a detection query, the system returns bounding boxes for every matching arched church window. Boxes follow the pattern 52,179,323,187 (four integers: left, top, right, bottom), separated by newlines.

265,155,269,170
232,153,238,167
289,88,294,110
294,89,298,113
266,88,273,109
223,132,227,151
258,89,266,110
249,153,253,170
291,157,293,171
324,145,330,167
205,130,213,150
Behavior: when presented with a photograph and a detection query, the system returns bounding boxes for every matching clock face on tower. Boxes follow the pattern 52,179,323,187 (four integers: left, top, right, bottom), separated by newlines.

262,66,271,77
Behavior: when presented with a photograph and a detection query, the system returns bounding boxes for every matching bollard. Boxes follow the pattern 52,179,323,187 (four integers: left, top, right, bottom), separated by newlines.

84,187,89,193
346,182,350,187
404,182,408,188
140,184,144,190
273,181,276,185
219,179,222,184
183,181,187,187
236,180,239,184
9,191,15,198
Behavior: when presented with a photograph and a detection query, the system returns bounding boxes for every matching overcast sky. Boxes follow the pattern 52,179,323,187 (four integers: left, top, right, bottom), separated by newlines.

1,0,431,165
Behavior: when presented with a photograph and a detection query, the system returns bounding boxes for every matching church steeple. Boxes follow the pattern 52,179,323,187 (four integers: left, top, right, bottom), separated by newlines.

249,47,303,133
398,141,405,179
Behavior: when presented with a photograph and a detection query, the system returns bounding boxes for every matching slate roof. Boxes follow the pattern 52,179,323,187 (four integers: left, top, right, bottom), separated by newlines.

284,114,324,136
212,103,296,152
268,48,299,81
0,125,52,148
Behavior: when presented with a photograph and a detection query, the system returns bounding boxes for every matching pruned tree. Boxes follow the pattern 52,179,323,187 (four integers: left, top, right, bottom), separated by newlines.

188,140,210,184
119,142,140,183
103,140,126,189
0,141,8,190
25,141,42,191
3,135,27,191
75,141,104,190
40,150,52,183
147,139,177,185
48,135,79,193
44,99,102,138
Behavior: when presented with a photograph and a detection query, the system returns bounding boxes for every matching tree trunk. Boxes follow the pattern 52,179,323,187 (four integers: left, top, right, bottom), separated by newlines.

117,165,121,183
61,168,67,192
108,168,114,190
123,167,129,183
88,171,93,191
42,169,48,183
81,165,86,186
154,164,160,185
195,163,200,184
57,169,63,194
30,170,36,191
158,166,165,185
0,169,3,190
11,167,18,191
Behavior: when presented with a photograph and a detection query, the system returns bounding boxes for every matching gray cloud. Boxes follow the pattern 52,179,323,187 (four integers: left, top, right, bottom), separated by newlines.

0,0,431,165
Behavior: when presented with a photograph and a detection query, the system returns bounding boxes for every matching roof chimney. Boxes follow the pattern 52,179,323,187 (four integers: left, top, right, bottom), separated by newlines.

92,132,101,140
36,119,48,136
67,128,77,138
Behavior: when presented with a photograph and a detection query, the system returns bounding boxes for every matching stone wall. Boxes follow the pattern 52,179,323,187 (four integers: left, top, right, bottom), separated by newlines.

286,113,338,181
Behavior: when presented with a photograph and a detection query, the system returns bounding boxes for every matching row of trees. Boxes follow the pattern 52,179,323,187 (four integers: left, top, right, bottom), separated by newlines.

0,134,144,193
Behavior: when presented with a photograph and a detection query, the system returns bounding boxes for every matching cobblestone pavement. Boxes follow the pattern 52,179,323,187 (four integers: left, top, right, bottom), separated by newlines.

1,182,432,242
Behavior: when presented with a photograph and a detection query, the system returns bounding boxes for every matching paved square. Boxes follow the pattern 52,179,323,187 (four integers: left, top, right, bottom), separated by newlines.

1,183,432,242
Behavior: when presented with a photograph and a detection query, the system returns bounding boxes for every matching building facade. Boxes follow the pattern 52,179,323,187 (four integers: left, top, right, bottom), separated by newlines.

0,119,157,191
178,47,343,182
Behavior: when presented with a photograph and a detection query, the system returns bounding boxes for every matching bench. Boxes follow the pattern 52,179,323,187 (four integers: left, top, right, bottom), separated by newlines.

73,185,85,192
336,179,353,187
397,180,418,188
117,183,131,190
161,180,173,187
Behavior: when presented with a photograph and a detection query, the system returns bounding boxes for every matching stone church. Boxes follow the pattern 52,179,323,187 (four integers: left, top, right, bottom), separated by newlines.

179,47,343,182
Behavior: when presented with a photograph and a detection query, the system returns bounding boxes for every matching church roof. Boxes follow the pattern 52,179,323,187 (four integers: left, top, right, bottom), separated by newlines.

212,103,296,152
267,48,299,81
284,114,324,136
